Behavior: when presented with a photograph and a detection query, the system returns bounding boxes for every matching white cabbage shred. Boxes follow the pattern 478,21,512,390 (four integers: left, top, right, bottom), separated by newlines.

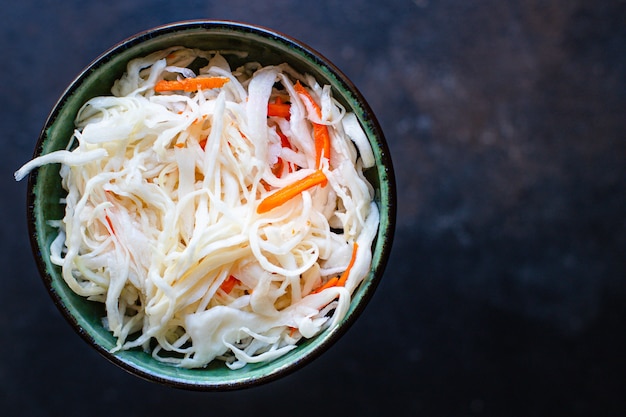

15,47,379,369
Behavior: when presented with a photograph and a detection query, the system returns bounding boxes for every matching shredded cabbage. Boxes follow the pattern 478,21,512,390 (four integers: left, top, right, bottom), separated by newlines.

16,47,379,369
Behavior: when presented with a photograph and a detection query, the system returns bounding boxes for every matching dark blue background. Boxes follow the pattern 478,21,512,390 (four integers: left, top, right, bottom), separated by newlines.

2,1,625,416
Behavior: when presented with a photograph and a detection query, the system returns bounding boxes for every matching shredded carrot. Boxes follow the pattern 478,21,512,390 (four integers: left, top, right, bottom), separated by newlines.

294,81,331,167
271,158,285,177
257,169,327,214
154,76,230,93
311,242,358,294
276,127,292,149
174,142,185,148
271,127,294,178
312,123,331,166
260,179,272,192
294,81,319,114
103,192,116,235
289,326,297,337
199,137,207,150
337,242,359,287
220,275,239,294
312,277,339,294
105,213,115,235
268,103,291,119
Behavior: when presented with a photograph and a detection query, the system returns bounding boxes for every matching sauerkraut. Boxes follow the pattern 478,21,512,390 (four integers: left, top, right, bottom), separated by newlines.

15,46,379,369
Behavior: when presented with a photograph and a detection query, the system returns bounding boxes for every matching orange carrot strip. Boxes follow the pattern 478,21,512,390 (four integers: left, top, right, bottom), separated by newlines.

220,275,239,294
105,213,115,235
310,242,359,294
154,76,230,92
294,81,331,167
199,137,207,150
272,127,294,178
271,158,285,177
312,277,339,294
260,179,272,192
294,81,321,116
103,191,117,235
268,102,291,119
289,326,297,337
313,123,331,166
276,128,292,149
337,242,359,287
257,169,327,214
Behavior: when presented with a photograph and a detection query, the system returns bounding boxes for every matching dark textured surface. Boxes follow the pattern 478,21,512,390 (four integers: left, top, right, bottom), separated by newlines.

2,1,625,416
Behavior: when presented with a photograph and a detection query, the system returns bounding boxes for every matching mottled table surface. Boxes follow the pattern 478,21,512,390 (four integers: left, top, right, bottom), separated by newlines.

2,1,624,416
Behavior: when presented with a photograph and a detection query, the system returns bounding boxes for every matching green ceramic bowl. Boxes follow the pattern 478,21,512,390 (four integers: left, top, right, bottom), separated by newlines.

26,20,396,390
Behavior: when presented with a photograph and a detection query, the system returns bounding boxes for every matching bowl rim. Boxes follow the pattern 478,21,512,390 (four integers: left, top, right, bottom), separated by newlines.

26,19,396,391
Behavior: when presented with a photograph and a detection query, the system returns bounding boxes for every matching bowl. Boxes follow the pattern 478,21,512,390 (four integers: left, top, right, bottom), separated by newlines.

25,20,396,390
